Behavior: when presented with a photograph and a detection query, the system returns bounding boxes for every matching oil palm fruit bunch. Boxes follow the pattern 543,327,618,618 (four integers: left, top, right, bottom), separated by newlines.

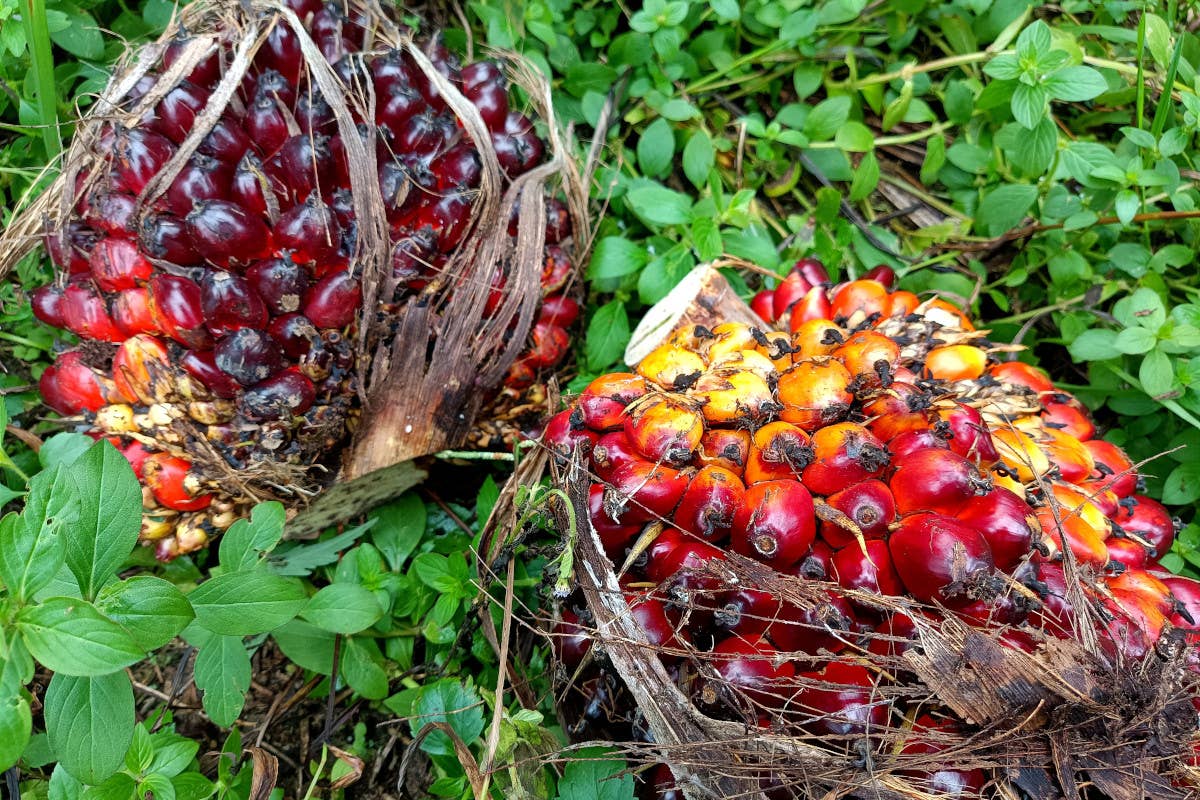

23,0,579,560
545,261,1200,797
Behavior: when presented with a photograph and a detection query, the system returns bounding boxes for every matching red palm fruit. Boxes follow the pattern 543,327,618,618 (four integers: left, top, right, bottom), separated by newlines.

465,78,509,132
1109,568,1173,615
802,422,889,495
938,402,1000,464
143,453,212,512
542,409,599,461
866,610,920,662
1040,428,1095,484
151,81,210,143
1034,506,1108,568
590,430,640,482
696,428,751,475
230,153,272,216
240,368,317,420
149,274,212,349
538,296,580,328
925,344,987,381
165,155,234,216
988,360,1055,394
43,351,110,413
89,237,152,292
789,285,833,326
790,661,890,738
648,534,728,595
520,323,570,370
794,257,830,287
197,117,252,164
833,330,900,388
121,441,152,480
492,115,545,177
62,282,123,342
112,129,176,193
744,422,814,484
112,334,171,404
31,285,67,328
186,200,273,267
830,279,889,323
750,290,775,323
277,134,338,199
1105,536,1151,569
889,513,994,605
607,460,691,525
45,222,99,274
139,212,200,265
887,428,951,458
162,34,221,86
1042,400,1096,442
831,539,904,596
955,488,1037,572
245,256,310,315
1113,494,1176,556
710,636,795,711
180,350,241,400
81,191,134,238
899,715,986,797
376,83,425,132
954,591,1027,627
623,394,704,466
200,270,269,337
112,287,158,336
214,328,284,386
628,593,689,660
587,484,643,556
1082,439,1137,498
541,246,575,294
820,479,896,549
769,590,856,655
1158,574,1200,630
672,466,745,541
890,448,991,516
792,539,835,580
862,264,896,288
38,365,70,415
777,359,853,431
1028,562,1079,638
790,319,844,359
731,480,816,570
267,313,320,360
552,608,592,668
275,197,343,264
772,271,812,321
303,269,361,328
713,588,777,638
578,373,649,432
862,382,934,441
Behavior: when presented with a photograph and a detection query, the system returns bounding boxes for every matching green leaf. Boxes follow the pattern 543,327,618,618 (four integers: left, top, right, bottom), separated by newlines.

48,6,103,59
1163,462,1200,505
95,575,194,651
340,637,388,700
125,723,153,775
412,552,468,594
139,774,176,800
1159,127,1189,157
975,184,1038,236
657,98,699,121
148,733,199,779
835,121,874,152
803,95,851,141
38,433,94,471
191,631,250,727
217,501,286,572
271,619,336,674
48,765,84,800
1044,66,1107,101
44,672,134,784
18,597,144,675
369,493,426,571
585,300,630,371
188,572,307,635
848,151,879,201
1113,326,1157,355
1016,20,1052,60
920,135,946,185
85,773,137,800
1010,83,1048,129
1144,13,1171,67
1114,189,1140,225
268,521,374,577
563,63,617,98
301,584,384,634
0,691,31,772
625,185,693,227
983,53,1021,80
553,747,634,800
0,464,76,602
586,237,647,281
1139,348,1175,396
1069,329,1120,361
65,441,142,600
636,117,674,178
682,130,714,189
709,0,739,21
410,680,486,756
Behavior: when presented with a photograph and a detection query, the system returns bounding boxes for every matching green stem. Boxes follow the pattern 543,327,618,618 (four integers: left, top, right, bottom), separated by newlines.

0,453,30,483
806,120,956,150
848,51,993,89
1083,55,1198,96
986,293,1090,325
21,0,60,158
1134,10,1146,129
0,331,45,349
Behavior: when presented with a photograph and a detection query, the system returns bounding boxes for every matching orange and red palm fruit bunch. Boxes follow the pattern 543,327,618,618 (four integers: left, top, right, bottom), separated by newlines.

543,258,1199,793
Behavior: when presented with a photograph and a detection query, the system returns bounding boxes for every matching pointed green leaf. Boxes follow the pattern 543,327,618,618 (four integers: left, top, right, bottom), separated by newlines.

44,672,134,784
301,584,384,634
18,597,144,675
65,441,142,600
191,630,251,727
188,572,307,635
218,501,286,572
96,576,194,651
0,465,76,602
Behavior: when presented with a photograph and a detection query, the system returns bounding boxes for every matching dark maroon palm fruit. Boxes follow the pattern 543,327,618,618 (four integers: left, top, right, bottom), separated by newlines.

165,155,234,217
770,590,857,655
792,539,835,580
415,190,473,253
791,661,889,738
955,592,1027,628
542,409,599,462
214,328,284,386
278,134,338,199
461,60,503,91
275,196,342,264
492,111,544,176
589,430,639,483
672,466,745,542
254,67,299,108
112,287,158,336
282,0,322,20
376,82,425,133
295,91,336,135
794,257,831,287
31,285,68,328
709,636,795,711
162,35,221,87
628,593,689,660
139,213,201,265
940,401,999,464
62,282,122,342
151,81,211,144
326,134,352,188
1113,494,1177,556
240,368,316,420
303,268,361,328
955,487,1037,572
639,764,683,800
149,274,212,349
112,129,176,194
731,479,816,570
606,460,691,525
84,190,137,235
887,427,951,458
587,484,644,557
395,111,454,158
889,513,994,606
544,197,571,244
180,349,241,399
538,295,580,328
430,143,482,189
197,116,252,163
89,236,153,292
713,588,777,639
889,447,991,516
831,539,904,596
200,270,269,337
899,715,986,797
862,264,896,289
185,200,273,267
247,96,291,158
266,313,320,359
391,229,437,285
464,79,508,132
551,608,592,669
327,187,356,228
45,222,100,274
246,256,310,315
257,26,303,84
230,153,272,216
820,479,897,549
370,49,414,92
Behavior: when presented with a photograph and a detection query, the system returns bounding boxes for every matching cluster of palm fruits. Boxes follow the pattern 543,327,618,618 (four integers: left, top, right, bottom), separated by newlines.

544,259,1200,797
28,3,576,559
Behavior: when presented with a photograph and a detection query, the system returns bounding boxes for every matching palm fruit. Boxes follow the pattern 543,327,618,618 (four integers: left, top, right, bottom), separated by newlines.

547,260,1199,795
25,4,579,560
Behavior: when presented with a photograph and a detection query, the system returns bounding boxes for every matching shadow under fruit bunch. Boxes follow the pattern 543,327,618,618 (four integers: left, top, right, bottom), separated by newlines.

546,262,1200,796
28,0,578,559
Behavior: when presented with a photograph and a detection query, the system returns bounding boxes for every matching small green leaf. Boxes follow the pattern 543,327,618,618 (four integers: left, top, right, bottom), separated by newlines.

625,185,693,227
834,121,874,152
1044,66,1108,102
48,6,103,58
975,184,1038,236
586,237,647,281
585,301,630,371
636,117,674,178
553,746,634,800
1163,462,1200,505
657,98,699,121
217,501,286,572
0,465,76,602
95,575,194,651
848,151,880,201
18,597,144,675
682,130,714,189
920,135,946,184
340,637,388,700
410,680,486,756
191,631,250,727
148,733,199,779
368,492,426,570
1114,189,1140,225
1010,83,1048,129
1016,20,1052,59
188,572,307,635
271,619,336,674
1114,326,1157,355
124,724,153,775
804,95,851,141
1069,329,1121,361
0,691,31,772
983,53,1021,80
1139,348,1175,396
301,584,384,634
44,672,134,784
412,552,467,594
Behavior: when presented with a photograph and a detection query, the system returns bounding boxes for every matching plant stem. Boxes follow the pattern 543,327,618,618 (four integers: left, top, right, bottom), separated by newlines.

848,51,993,88
21,0,60,158
987,294,1090,325
807,120,956,150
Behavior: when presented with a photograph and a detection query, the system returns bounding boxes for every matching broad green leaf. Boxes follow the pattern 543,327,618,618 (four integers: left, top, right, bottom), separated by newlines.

835,121,874,152
65,441,142,600
1016,20,1052,59
412,552,468,594
0,464,76,602
340,637,388,700
1010,83,1048,129
81,773,136,800
636,117,674,178
48,765,84,800
96,576,194,651
125,724,153,775
271,619,336,674
1114,189,1140,225
1144,13,1171,67
586,237,647,281
1044,66,1108,101
301,584,384,634
983,53,1020,80
188,572,307,635
803,95,851,141
410,679,486,756
218,501,286,572
37,433,94,471
172,772,215,800
553,747,633,800
369,493,426,571
139,774,176,800
1114,326,1157,355
657,98,699,121
44,672,134,784
848,151,879,201
0,691,30,772
148,732,199,779
585,301,630,371
1069,329,1120,361
625,185,693,227
975,184,1038,236
191,631,251,727
18,597,144,676
682,130,714,189
48,6,103,58
1139,349,1175,396
1163,462,1200,505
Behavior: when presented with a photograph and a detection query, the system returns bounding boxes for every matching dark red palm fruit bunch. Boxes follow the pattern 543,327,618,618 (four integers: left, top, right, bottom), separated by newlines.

28,3,578,560
543,261,1200,796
